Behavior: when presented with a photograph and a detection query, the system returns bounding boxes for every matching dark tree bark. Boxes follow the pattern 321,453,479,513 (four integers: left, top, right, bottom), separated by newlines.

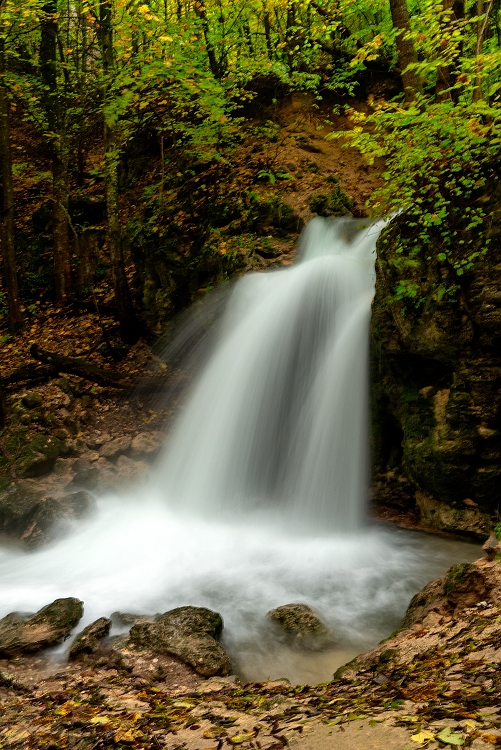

472,0,494,102
0,38,22,331
40,0,72,304
262,3,273,60
389,0,421,101
194,0,220,78
435,0,465,102
99,0,139,344
286,0,297,72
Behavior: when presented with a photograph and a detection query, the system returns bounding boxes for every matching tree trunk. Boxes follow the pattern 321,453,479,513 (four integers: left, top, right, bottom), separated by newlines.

99,0,139,344
0,38,22,331
389,0,421,101
435,0,464,102
472,0,494,102
194,0,220,78
286,0,297,72
262,4,273,60
40,0,72,304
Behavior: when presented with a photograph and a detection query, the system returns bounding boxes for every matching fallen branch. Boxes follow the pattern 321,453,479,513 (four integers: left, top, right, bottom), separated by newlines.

29,344,129,388
28,344,170,393
1,364,58,387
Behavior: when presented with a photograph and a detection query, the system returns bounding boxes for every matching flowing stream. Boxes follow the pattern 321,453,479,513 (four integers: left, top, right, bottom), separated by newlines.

0,217,480,683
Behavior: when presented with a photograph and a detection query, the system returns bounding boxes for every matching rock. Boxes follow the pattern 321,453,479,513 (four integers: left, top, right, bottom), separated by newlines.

130,431,164,459
127,606,231,677
99,436,132,460
0,485,95,548
85,433,111,450
402,558,501,628
111,612,159,627
483,532,501,560
22,393,43,409
69,617,112,659
372,205,501,533
0,598,83,657
16,435,63,478
196,675,241,693
114,456,149,488
266,603,332,650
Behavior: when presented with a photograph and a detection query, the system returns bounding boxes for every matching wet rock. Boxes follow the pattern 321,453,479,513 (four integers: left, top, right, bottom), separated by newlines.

85,433,111,450
130,431,164,460
0,484,95,548
127,606,231,677
99,436,132,460
16,435,63,478
111,612,159,627
22,393,43,409
402,558,501,628
483,532,501,560
114,456,149,488
69,617,112,659
0,598,83,656
196,674,241,693
266,603,332,650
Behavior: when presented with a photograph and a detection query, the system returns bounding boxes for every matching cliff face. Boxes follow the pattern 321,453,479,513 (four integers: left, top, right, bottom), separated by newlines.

372,191,501,536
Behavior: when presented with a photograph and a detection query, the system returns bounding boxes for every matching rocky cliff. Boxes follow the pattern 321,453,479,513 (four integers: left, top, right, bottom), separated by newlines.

372,190,501,536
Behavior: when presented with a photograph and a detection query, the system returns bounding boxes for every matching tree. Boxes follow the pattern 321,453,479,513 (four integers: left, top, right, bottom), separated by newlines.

99,0,139,344
388,0,421,101
40,0,72,304
0,33,22,331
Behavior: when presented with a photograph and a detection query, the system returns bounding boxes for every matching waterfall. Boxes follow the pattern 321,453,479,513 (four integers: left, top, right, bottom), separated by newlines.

156,216,384,530
0,216,478,683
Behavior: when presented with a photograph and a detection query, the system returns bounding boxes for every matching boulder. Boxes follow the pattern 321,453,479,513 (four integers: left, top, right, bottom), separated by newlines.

22,393,43,409
266,603,332,650
0,598,83,657
0,485,96,548
69,617,112,659
127,606,231,677
99,436,132,460
113,456,149,489
130,431,164,460
16,435,63,478
402,557,501,629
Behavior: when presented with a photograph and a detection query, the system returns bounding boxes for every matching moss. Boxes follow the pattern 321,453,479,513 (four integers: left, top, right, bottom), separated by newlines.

443,562,474,595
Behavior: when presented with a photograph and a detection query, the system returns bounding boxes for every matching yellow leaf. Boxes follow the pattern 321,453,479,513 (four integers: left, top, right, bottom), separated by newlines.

411,730,435,744
114,727,141,743
228,732,256,745
463,720,479,730
90,716,111,724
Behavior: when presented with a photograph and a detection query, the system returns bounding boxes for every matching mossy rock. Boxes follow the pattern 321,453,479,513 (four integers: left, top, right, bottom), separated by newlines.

16,435,63,478
0,598,83,657
308,186,354,217
443,562,474,595
266,603,332,650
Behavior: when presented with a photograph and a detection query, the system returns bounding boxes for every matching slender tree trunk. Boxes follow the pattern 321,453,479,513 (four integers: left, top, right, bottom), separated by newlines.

99,0,139,344
262,3,273,60
0,39,22,331
194,0,219,77
286,0,296,72
472,0,494,102
40,0,72,304
435,0,464,102
389,0,421,101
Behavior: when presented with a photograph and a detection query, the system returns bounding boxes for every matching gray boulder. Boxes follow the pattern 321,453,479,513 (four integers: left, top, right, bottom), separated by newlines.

69,617,112,659
266,603,332,650
0,485,96,548
130,432,164,460
16,435,63,478
0,598,83,657
127,606,231,677
99,436,132,460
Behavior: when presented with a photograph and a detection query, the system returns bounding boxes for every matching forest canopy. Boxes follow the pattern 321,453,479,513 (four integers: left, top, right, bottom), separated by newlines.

1,0,500,335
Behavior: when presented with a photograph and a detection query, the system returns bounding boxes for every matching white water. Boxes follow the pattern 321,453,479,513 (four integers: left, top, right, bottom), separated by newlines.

0,217,480,682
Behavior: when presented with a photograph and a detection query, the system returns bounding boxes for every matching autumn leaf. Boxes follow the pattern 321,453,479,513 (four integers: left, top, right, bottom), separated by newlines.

228,731,257,744
436,727,464,746
411,729,435,744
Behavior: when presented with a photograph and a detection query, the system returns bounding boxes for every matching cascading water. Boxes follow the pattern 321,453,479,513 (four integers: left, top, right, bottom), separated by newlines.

0,217,479,683
156,217,379,530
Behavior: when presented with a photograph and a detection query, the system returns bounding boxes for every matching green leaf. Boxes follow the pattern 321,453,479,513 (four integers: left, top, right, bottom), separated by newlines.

436,727,464,746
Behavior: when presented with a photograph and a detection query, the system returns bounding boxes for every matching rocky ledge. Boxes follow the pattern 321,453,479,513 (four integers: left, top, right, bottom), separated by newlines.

0,556,500,748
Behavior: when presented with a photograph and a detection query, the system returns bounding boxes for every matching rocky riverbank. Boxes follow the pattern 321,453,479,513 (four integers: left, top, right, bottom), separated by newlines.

0,553,500,748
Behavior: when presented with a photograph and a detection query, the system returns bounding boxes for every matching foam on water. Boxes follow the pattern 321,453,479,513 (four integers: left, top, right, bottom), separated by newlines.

0,217,480,682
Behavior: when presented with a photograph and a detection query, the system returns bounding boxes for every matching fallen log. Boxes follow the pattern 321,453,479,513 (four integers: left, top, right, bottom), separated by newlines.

30,344,129,387
28,344,170,393
1,364,58,387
